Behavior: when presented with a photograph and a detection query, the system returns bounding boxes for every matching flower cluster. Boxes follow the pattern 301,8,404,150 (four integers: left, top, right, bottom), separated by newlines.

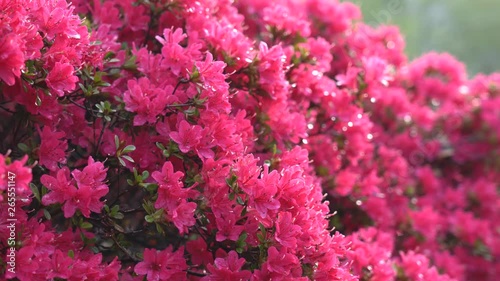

1,0,499,280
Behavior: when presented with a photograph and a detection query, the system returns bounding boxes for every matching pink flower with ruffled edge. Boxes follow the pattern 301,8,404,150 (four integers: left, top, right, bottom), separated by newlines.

202,251,251,281
134,247,187,281
46,61,79,96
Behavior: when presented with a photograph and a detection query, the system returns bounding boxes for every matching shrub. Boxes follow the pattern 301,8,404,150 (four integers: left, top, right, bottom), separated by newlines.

0,0,498,280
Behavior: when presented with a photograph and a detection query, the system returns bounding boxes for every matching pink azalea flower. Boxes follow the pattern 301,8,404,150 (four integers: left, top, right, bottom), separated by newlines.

134,247,187,281
153,167,187,210
194,52,227,92
2,0,500,279
46,61,79,96
42,157,108,218
399,251,431,280
123,78,173,126
5,246,39,280
121,0,149,32
37,126,68,171
47,250,73,279
202,251,251,281
215,211,244,242
0,33,24,86
186,238,214,266
274,212,301,249
334,169,357,196
152,161,184,191
410,206,442,241
2,155,32,196
250,168,280,218
262,4,311,37
71,156,108,190
169,201,197,234
0,154,5,191
99,257,121,280
157,28,190,76
64,184,109,218
41,167,77,208
169,120,203,154
264,246,299,276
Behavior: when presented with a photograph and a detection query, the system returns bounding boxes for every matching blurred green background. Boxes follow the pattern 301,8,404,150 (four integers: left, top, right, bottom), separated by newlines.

352,0,500,76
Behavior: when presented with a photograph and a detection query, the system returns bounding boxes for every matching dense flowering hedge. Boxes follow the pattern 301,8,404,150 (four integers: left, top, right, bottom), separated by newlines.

1,0,499,280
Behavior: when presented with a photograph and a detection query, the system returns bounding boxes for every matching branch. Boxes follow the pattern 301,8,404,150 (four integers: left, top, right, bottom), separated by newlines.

111,234,140,262
187,270,206,277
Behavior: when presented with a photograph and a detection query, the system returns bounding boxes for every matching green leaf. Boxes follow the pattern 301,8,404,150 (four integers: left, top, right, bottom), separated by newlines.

81,222,93,230
256,233,264,242
152,209,164,220
190,66,200,81
258,223,267,236
123,55,137,70
94,71,103,83
122,145,136,154
41,185,49,197
156,142,166,150
121,155,135,163
155,223,165,235
17,143,29,152
238,232,248,243
111,205,120,213
114,135,120,149
112,212,124,220
104,51,116,60
30,183,40,202
35,93,42,106
236,232,248,250
226,174,238,187
144,183,158,192
43,209,51,220
68,250,74,259
162,150,170,158
79,83,86,93
145,215,154,223
236,196,245,205
240,206,248,217
118,157,126,167
142,200,155,213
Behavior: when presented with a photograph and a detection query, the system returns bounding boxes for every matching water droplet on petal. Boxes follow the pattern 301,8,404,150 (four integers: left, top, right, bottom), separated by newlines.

459,85,469,95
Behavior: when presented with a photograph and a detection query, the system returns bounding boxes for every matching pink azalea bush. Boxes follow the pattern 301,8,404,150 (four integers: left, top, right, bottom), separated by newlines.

1,0,499,280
